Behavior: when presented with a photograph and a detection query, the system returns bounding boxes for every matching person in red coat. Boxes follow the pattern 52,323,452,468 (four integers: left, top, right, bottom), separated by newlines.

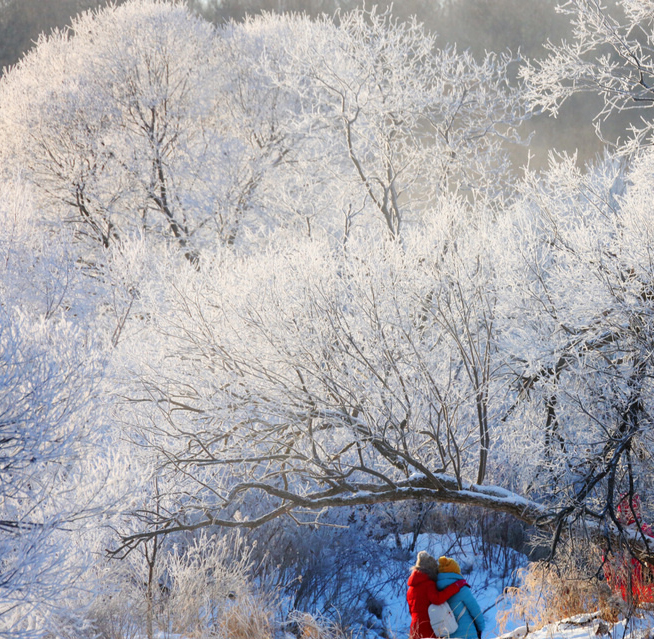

407,551,468,639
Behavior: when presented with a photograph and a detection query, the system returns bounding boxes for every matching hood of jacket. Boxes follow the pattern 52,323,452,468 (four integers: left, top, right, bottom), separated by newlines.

408,569,432,588
436,569,463,587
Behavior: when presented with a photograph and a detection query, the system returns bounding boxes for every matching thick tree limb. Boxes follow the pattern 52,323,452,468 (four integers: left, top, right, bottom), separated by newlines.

114,472,549,554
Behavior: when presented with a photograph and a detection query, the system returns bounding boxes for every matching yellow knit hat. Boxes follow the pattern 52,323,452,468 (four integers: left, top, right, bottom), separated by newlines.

438,556,461,574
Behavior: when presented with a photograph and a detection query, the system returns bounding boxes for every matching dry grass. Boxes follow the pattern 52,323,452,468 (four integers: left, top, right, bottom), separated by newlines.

289,611,355,639
217,594,275,639
498,559,622,633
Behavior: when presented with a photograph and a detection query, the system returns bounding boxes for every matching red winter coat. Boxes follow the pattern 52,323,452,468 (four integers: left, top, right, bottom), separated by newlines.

407,569,463,639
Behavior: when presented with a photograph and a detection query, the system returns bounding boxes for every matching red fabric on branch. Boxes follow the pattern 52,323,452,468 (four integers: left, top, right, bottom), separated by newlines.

604,494,654,605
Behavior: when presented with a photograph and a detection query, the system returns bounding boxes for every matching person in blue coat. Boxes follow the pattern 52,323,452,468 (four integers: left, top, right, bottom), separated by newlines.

435,556,486,639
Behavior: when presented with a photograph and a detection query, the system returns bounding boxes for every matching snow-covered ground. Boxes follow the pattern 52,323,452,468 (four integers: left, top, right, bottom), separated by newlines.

497,612,654,639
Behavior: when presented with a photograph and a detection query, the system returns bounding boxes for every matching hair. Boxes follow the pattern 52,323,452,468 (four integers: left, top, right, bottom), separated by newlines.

414,551,440,582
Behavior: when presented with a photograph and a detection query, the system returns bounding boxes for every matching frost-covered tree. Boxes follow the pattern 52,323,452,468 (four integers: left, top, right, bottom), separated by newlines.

113,198,542,552
0,0,527,257
0,317,106,639
116,148,654,565
0,180,120,639
510,2,654,554
7,0,654,589
11,0,636,563
491,151,654,553
0,1,223,258
224,9,527,239
521,0,654,150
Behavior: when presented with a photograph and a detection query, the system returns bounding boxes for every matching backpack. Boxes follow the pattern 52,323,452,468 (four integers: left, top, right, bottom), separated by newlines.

428,601,465,637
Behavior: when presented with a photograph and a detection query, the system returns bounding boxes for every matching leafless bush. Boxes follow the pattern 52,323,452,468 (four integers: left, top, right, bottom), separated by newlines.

165,533,254,637
84,532,261,639
83,551,157,639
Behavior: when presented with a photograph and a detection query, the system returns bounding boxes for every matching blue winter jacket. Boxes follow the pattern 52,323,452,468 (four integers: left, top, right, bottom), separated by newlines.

435,571,485,639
